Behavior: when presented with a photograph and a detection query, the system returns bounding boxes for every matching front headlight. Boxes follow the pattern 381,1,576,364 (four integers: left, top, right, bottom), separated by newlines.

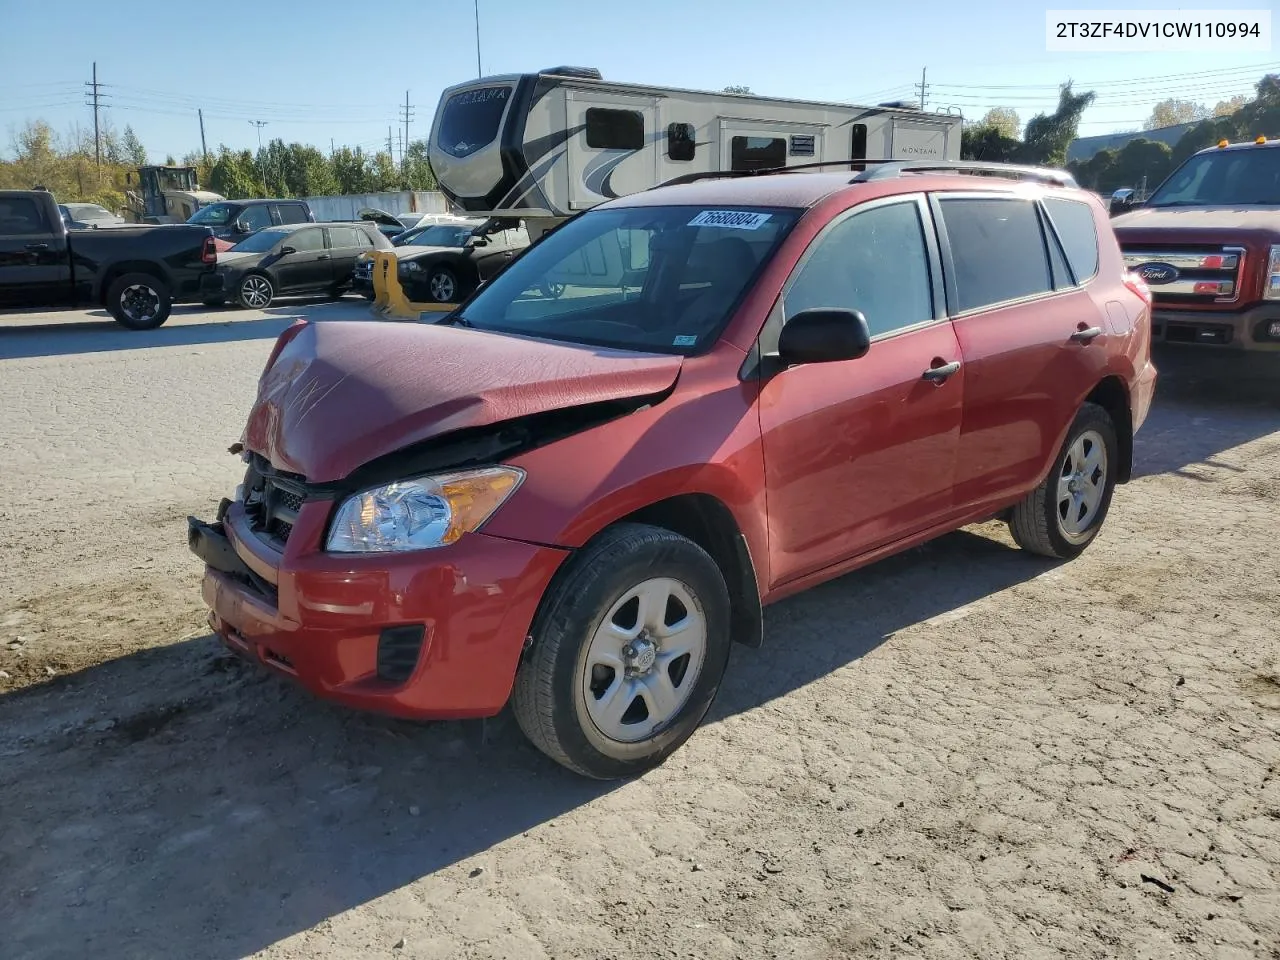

398,260,422,276
1265,245,1280,300
325,466,524,553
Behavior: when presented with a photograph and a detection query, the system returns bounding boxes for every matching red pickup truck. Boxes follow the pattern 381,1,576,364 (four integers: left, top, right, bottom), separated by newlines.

1111,137,1280,352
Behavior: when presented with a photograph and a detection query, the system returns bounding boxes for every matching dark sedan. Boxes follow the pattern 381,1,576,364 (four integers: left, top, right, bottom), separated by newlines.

200,221,392,309
394,217,531,304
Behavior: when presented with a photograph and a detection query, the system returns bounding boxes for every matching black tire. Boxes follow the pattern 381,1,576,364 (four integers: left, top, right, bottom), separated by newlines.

511,523,733,780
1009,402,1119,560
326,282,348,301
361,291,375,301
106,272,171,330
201,297,226,308
425,265,462,304
236,273,274,310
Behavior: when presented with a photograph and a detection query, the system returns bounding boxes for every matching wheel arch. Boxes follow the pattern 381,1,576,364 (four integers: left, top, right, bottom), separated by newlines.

1084,376,1133,483
96,260,171,303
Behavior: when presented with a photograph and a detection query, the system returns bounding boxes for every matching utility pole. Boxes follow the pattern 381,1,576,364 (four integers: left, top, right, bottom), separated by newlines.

914,67,929,111
474,0,482,78
198,108,208,163
387,126,394,158
84,62,106,168
400,90,414,172
249,120,269,191
330,137,335,157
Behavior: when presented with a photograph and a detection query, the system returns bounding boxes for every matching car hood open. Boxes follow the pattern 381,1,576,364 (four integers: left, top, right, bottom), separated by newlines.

243,320,683,483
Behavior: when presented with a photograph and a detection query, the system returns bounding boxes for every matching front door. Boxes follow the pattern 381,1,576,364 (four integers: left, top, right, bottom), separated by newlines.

758,195,964,587
718,119,826,173
0,194,72,308
274,227,331,292
565,91,659,211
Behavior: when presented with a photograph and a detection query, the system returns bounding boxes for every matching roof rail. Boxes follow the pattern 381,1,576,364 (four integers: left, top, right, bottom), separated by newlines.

853,160,1078,188
653,159,898,190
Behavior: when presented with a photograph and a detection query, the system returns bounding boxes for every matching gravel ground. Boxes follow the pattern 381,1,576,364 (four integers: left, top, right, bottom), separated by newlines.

1,303,1278,960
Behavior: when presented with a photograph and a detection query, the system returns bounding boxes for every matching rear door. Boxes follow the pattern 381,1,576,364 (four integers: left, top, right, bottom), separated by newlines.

0,194,72,308
565,91,659,211
935,192,1109,512
718,119,826,173
274,227,330,292
323,226,367,285
758,194,964,586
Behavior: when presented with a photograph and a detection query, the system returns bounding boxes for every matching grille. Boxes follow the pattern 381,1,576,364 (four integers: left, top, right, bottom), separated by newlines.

242,453,309,546
1121,246,1245,305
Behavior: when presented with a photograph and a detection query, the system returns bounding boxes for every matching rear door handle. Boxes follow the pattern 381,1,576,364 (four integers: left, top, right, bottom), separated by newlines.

24,242,48,251
317,254,331,260
1070,325,1103,343
922,360,961,382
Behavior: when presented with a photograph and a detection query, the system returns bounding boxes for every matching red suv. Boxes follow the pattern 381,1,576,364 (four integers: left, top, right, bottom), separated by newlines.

189,162,1157,779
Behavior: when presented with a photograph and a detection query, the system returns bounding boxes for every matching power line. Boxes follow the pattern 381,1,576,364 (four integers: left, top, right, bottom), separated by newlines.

930,60,1280,91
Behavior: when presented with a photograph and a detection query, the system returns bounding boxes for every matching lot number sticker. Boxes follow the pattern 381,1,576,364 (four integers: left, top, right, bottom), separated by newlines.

688,210,772,230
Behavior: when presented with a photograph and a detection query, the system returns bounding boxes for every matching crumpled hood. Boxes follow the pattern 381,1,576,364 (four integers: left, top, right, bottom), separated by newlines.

244,320,683,483
1112,205,1280,242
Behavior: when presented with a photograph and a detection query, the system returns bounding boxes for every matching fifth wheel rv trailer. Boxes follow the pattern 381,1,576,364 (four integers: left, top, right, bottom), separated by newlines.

427,67,963,238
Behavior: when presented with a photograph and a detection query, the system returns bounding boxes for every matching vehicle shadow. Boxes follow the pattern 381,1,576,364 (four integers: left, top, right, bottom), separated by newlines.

0,299,376,361
0,529,1044,960
1131,345,1280,479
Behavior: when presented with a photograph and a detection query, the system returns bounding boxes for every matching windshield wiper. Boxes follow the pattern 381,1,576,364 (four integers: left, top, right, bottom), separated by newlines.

436,313,473,328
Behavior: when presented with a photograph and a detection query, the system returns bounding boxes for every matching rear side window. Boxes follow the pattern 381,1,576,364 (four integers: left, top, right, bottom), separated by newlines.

667,122,695,161
586,108,644,150
783,200,934,338
1042,197,1099,283
0,196,48,235
290,228,325,252
276,203,309,225
731,136,786,171
327,226,362,248
938,197,1051,312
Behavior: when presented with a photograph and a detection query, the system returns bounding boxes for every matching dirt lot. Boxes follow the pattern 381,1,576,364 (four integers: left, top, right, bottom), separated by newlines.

1,304,1278,960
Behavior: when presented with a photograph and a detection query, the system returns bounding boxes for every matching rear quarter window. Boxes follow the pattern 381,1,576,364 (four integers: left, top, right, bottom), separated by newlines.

0,196,48,235
1042,197,1100,283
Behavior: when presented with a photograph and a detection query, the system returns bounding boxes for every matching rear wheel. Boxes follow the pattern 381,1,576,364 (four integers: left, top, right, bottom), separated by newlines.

512,523,732,780
107,273,172,330
237,273,274,309
1009,402,1118,559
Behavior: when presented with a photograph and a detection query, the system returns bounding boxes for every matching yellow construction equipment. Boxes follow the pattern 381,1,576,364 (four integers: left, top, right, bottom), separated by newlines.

368,250,456,320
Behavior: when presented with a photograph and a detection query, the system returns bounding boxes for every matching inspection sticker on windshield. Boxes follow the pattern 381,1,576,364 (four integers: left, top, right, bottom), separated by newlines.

672,334,698,346
688,210,772,230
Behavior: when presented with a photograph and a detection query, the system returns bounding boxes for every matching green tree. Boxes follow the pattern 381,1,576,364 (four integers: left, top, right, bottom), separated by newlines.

121,125,148,166
369,150,398,192
1020,82,1096,166
331,146,373,194
1145,99,1210,130
207,147,262,199
164,154,176,166
1214,95,1248,117
978,107,1021,140
961,124,1020,162
402,139,436,190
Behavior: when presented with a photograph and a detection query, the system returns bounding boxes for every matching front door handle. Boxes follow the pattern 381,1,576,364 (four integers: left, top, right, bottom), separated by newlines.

922,360,961,382
24,242,48,251
1070,325,1103,343
317,254,331,260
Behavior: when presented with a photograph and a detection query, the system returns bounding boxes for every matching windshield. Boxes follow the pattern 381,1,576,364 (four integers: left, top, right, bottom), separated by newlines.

438,85,512,158
189,202,239,226
228,228,289,253
453,205,800,354
66,204,116,220
399,224,476,247
1147,148,1280,207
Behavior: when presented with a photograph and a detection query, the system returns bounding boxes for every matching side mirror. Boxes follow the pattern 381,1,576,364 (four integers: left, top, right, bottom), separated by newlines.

777,308,872,366
468,235,489,247
279,245,296,256
235,220,251,233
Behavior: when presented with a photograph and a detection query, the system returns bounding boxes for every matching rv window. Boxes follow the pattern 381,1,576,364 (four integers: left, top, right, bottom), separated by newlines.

667,123,695,162
731,136,786,172
585,108,644,151
438,85,512,158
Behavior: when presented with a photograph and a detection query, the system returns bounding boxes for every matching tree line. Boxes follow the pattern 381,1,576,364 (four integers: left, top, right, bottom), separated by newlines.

0,119,436,213
963,73,1280,195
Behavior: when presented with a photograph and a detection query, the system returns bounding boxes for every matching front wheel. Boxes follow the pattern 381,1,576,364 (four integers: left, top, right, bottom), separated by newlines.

1009,402,1119,559
425,266,461,304
107,273,172,330
511,523,732,780
237,273,274,309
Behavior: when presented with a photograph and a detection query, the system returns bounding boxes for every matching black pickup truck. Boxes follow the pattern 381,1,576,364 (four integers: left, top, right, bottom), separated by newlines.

0,189,217,329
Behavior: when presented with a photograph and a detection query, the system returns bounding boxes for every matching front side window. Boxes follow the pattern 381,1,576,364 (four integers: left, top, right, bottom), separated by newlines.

731,136,786,172
455,204,801,354
783,201,934,338
586,108,644,150
438,85,513,158
938,197,1052,312
0,196,47,235
289,228,325,252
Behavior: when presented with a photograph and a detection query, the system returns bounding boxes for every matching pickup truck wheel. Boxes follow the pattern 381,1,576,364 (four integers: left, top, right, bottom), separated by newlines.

237,273,274,309
107,273,171,330
1009,402,1118,560
512,523,732,780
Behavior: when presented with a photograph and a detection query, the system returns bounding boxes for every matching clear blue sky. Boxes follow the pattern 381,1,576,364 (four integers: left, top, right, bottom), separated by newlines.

1,0,1275,161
